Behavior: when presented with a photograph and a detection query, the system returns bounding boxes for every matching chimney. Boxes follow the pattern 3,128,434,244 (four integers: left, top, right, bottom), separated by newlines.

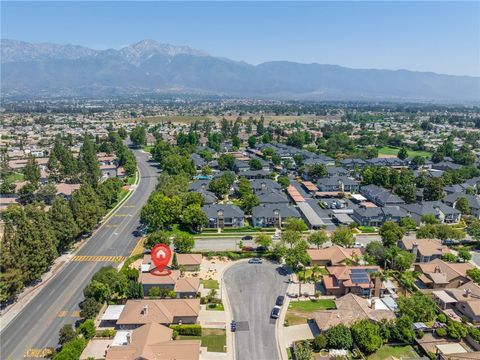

142,305,148,315
274,209,281,229
464,289,472,298
370,299,376,309
126,332,131,344
261,182,266,191
201,183,206,190
412,242,419,260
217,209,224,229
434,265,441,273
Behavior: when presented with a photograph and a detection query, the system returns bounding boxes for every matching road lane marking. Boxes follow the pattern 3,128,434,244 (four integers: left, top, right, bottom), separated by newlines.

57,310,68,317
114,214,129,217
104,224,119,228
71,310,81,317
123,205,135,208
72,255,125,262
130,238,145,257
24,348,54,358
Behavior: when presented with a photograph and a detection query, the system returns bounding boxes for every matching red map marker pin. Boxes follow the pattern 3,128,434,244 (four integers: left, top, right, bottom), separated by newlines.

150,243,172,275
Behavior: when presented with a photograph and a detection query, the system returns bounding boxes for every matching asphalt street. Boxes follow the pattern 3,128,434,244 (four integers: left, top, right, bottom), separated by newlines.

0,149,158,360
224,261,289,360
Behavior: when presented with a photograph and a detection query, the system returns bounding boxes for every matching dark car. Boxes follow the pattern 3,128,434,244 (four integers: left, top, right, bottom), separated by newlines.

276,296,285,306
242,235,253,240
231,320,237,332
132,230,142,237
271,306,281,319
248,258,262,264
278,267,288,276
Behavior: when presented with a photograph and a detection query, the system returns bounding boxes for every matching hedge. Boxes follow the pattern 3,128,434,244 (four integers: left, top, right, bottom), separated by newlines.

169,324,202,336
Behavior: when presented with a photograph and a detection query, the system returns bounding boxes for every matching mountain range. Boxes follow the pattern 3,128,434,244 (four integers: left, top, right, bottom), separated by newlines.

1,39,479,102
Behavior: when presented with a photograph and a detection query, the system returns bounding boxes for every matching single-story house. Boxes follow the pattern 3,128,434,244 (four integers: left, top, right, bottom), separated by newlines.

307,246,363,266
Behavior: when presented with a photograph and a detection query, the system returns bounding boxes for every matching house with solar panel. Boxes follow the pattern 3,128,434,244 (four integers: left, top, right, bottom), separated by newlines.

322,266,384,298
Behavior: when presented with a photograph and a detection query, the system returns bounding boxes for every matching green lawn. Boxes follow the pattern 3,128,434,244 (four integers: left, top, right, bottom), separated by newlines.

126,172,138,185
142,145,153,153
288,299,336,312
377,146,431,158
206,303,224,311
368,345,418,360
201,279,219,289
358,226,377,233
284,312,308,326
5,172,24,183
179,328,226,352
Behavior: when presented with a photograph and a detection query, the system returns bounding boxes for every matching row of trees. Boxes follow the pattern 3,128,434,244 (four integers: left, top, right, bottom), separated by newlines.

0,178,126,303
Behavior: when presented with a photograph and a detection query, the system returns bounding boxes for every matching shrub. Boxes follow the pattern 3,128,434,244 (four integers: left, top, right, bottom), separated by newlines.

313,334,327,351
416,330,425,339
96,329,116,338
326,324,353,349
437,313,447,323
80,298,101,320
446,321,468,339
169,324,202,336
435,327,447,337
58,324,77,345
53,338,86,360
78,319,96,340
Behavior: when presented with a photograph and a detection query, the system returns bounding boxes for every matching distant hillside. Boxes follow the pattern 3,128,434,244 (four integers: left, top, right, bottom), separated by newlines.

1,39,479,102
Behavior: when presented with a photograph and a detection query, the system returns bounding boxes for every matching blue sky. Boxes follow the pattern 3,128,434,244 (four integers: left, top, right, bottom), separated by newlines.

2,1,479,76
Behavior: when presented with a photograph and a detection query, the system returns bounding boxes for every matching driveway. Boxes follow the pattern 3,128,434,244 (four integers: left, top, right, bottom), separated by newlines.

223,261,289,360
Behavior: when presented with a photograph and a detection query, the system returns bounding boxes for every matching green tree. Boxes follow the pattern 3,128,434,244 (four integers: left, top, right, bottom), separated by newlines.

23,156,41,185
326,324,353,349
140,192,183,230
182,204,208,232
282,229,301,248
217,154,236,171
455,197,470,215
240,193,259,215
248,135,257,148
398,292,436,322
70,184,105,234
423,178,444,201
277,176,290,189
307,230,329,249
351,319,382,354
49,197,80,251
379,221,405,247
442,253,458,262
58,324,77,345
249,158,262,170
400,217,417,230
80,298,101,320
284,218,308,232
458,249,472,262
84,280,111,303
78,319,96,340
17,183,36,205
173,232,195,253
397,147,408,160
467,219,480,241
306,164,327,181
36,183,57,205
145,231,170,249
284,240,311,272
77,134,101,187
53,338,86,360
294,340,312,360
130,126,147,147
254,233,273,250
331,226,355,247
208,177,231,199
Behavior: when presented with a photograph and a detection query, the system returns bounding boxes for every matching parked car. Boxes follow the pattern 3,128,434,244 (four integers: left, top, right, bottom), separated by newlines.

230,320,236,332
242,235,253,240
278,267,288,276
271,306,281,319
248,258,262,264
275,296,285,306
133,230,142,237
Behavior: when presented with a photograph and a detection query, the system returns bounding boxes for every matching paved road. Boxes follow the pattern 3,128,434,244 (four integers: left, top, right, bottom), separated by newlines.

1,149,158,360
224,261,289,360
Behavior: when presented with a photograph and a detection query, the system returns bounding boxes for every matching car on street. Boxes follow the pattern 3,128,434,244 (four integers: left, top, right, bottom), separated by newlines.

231,320,237,332
271,306,281,319
275,295,285,306
133,230,143,237
278,267,288,276
242,235,253,240
248,258,262,264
